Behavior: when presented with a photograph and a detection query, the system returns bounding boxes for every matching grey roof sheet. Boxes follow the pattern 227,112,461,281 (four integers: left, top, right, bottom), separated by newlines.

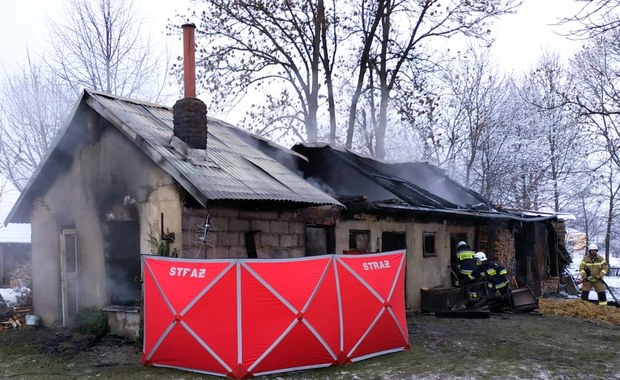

5,90,341,224
87,91,341,206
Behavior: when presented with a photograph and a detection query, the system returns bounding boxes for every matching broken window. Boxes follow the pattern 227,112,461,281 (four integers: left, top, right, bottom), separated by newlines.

349,230,370,252
0,243,30,286
423,232,436,257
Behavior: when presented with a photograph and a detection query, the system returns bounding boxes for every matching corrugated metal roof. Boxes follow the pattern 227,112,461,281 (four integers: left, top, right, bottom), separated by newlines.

5,90,341,224
86,90,341,206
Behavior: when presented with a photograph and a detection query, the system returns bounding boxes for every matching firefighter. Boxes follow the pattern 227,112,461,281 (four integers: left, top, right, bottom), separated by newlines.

579,243,609,306
474,251,509,297
455,241,479,299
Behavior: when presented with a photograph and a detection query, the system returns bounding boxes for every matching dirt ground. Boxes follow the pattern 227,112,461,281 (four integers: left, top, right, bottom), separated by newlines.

0,303,619,379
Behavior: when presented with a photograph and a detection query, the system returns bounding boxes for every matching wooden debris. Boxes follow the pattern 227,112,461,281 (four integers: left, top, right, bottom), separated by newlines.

541,277,560,294
0,306,33,331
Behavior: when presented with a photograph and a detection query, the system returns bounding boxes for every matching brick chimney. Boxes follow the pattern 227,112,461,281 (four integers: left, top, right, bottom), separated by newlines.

173,23,208,149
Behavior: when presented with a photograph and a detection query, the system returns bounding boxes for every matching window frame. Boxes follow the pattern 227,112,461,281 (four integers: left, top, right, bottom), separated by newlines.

422,232,437,258
349,229,371,252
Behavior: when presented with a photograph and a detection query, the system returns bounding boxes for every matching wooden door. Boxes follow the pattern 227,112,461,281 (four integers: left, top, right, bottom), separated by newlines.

60,229,78,325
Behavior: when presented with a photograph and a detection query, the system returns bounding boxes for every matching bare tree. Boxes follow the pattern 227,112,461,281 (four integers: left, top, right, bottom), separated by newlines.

569,28,620,262
181,0,518,157
0,55,72,190
46,0,168,101
518,52,583,212
0,0,170,190
185,0,339,143
560,0,620,38
404,45,518,203
443,48,511,189
343,0,519,159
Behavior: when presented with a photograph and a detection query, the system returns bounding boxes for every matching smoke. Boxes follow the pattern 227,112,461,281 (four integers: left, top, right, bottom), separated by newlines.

387,161,487,208
305,176,338,197
107,266,141,305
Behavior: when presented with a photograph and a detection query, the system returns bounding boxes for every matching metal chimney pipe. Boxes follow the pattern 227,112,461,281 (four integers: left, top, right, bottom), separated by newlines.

182,23,196,98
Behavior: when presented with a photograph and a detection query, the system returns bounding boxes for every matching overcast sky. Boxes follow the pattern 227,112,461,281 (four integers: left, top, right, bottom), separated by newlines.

490,0,585,73
0,0,191,70
0,0,585,83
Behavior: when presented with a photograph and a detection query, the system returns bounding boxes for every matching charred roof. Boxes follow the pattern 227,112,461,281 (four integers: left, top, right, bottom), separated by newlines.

288,143,556,223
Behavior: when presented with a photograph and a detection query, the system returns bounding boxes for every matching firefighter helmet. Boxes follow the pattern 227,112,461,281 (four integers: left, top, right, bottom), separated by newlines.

475,251,487,262
588,243,598,252
456,241,468,249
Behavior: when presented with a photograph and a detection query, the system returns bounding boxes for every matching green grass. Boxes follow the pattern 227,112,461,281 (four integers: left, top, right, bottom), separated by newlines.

0,312,619,379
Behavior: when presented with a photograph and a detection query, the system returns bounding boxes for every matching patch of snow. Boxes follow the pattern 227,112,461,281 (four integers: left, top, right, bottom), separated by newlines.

0,286,30,307
0,288,18,306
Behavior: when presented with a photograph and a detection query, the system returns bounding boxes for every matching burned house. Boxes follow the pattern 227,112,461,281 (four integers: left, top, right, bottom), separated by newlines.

4,95,567,336
3,24,348,339
262,143,569,310
3,24,341,339
4,87,343,338
4,24,568,338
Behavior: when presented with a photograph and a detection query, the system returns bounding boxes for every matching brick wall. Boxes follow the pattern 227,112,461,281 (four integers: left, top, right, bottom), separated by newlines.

181,205,339,259
172,97,207,149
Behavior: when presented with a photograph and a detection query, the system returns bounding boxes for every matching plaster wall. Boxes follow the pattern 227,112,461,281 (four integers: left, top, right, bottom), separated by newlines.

29,110,179,327
140,186,183,256
334,216,476,310
29,157,107,325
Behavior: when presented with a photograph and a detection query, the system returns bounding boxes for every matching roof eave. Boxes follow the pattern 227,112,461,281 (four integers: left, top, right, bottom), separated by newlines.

5,90,88,225
345,202,558,222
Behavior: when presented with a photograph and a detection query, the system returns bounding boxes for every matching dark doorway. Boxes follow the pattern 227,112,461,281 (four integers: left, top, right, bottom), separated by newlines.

382,231,407,308
514,230,527,288
306,225,335,256
106,221,141,305
382,232,406,252
450,233,468,285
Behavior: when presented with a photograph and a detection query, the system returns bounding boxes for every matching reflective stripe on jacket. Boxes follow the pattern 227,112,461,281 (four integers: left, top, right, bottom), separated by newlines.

457,250,478,279
480,261,508,288
579,254,608,279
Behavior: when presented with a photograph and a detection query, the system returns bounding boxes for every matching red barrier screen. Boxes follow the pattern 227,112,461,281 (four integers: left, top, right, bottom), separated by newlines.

142,251,408,378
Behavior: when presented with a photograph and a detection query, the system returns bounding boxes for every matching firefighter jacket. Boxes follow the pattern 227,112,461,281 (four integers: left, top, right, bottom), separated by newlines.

579,254,608,281
456,249,478,279
476,261,509,290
